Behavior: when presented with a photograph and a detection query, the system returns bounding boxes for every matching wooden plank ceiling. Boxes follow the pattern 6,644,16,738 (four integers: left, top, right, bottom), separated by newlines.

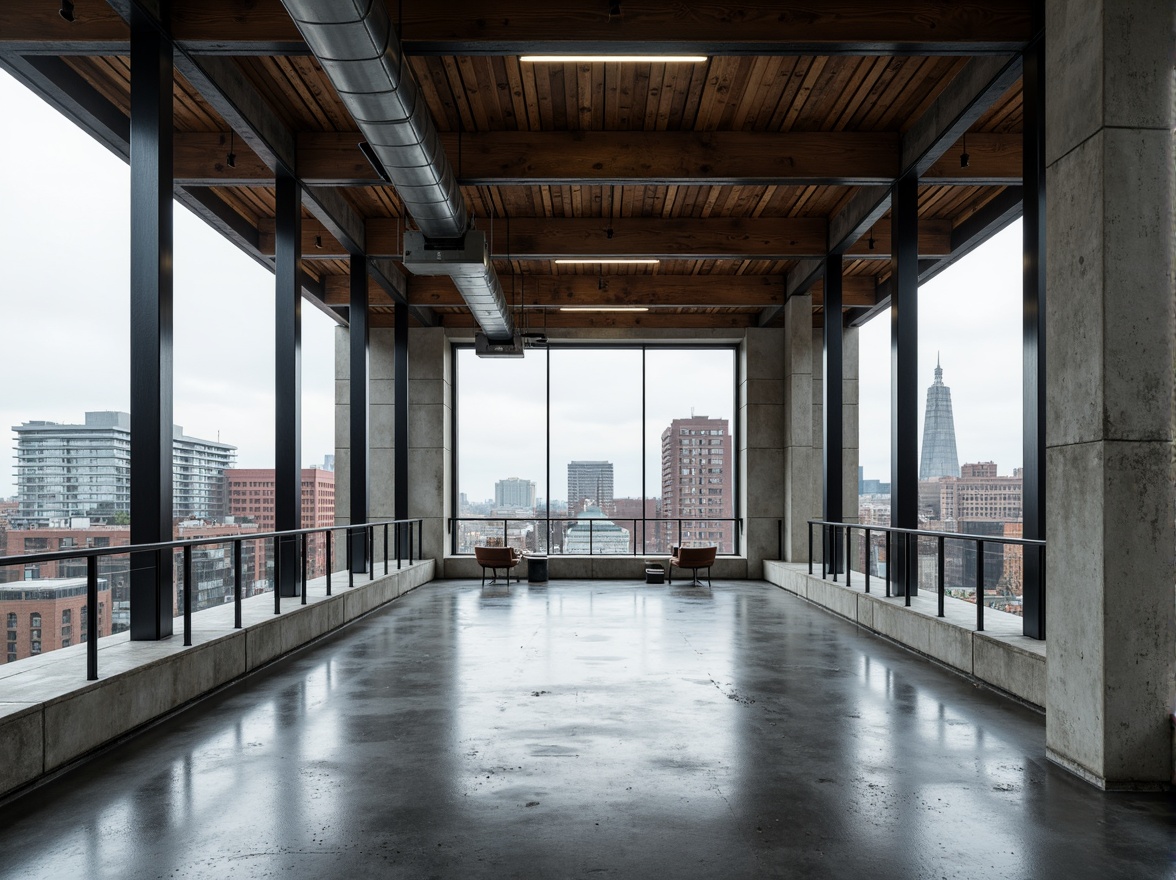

3,0,1030,330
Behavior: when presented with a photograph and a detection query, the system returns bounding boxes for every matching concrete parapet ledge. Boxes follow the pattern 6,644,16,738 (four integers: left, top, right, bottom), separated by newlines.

0,559,436,801
763,560,1045,708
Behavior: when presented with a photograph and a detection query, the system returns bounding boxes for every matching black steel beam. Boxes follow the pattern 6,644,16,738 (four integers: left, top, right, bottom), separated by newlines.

1021,9,1046,640
822,253,844,573
394,300,409,550
369,257,439,327
0,55,129,159
128,5,174,640
890,172,919,597
859,187,1024,328
763,53,1024,326
349,253,370,573
275,172,302,597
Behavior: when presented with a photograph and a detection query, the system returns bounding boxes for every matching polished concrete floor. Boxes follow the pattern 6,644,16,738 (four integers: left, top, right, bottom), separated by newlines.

1,580,1172,880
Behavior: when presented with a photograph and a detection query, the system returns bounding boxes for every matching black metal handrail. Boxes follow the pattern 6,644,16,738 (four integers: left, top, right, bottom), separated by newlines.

0,517,425,681
803,518,1045,639
449,516,741,556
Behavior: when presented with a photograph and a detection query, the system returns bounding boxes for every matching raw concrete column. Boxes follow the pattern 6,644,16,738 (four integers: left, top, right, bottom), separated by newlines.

408,328,451,561
1044,0,1175,788
740,328,785,577
809,316,861,566
368,327,397,538
782,295,814,562
335,325,396,566
842,326,860,527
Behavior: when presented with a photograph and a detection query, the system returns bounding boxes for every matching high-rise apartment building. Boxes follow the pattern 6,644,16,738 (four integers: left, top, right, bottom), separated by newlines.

660,416,733,551
173,427,238,520
919,358,960,480
494,477,536,509
567,461,613,513
13,412,236,524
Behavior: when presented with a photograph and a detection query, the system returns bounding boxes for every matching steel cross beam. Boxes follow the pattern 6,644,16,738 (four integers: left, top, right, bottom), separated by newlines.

2,0,1034,56
101,0,435,328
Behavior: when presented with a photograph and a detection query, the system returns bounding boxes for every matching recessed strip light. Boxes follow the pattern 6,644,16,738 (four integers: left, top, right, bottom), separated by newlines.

521,55,708,64
553,258,660,265
559,307,650,312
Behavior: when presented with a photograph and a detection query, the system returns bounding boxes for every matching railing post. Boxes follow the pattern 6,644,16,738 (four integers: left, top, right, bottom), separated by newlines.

368,526,375,580
976,539,985,631
183,543,192,646
233,539,243,629
503,519,508,550
273,536,281,614
383,523,389,575
864,528,871,593
301,532,308,604
903,533,912,607
86,555,98,681
347,527,354,589
845,527,851,586
325,530,332,596
807,521,813,575
885,530,891,598
937,535,945,617
396,522,402,570
831,527,839,583
415,520,421,563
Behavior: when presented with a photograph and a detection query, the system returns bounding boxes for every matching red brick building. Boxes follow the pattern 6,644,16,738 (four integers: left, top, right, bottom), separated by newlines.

225,468,335,532
2,577,112,664
225,468,335,577
660,416,734,553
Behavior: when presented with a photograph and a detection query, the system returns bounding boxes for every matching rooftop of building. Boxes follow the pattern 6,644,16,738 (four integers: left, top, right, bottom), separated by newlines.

0,577,108,600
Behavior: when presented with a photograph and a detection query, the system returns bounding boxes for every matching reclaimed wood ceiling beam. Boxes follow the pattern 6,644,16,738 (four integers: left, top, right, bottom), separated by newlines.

2,0,1029,56
174,131,1021,188
259,217,951,261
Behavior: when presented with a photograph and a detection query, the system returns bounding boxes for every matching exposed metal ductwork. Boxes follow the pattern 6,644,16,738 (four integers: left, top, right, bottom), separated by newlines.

279,0,514,340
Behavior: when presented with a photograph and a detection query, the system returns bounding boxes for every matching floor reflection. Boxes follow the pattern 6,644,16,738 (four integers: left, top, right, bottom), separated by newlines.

0,580,1172,880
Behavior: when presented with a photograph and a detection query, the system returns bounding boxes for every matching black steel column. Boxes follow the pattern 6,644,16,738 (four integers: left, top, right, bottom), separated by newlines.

394,300,409,553
128,6,174,640
1021,7,1046,639
822,254,844,573
349,255,369,573
275,172,301,596
890,172,919,596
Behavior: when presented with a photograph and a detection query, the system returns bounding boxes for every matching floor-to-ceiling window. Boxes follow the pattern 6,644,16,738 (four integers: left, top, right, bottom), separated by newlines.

454,345,737,556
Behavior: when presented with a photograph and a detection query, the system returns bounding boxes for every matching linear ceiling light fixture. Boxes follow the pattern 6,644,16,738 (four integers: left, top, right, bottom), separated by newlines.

521,55,708,63
559,306,650,312
554,258,660,265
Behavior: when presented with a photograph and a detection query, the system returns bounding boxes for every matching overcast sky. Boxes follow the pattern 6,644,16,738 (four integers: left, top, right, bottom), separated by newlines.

0,69,337,498
0,67,1023,502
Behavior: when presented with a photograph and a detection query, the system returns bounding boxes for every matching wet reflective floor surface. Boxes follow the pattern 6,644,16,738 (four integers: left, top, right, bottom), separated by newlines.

1,580,1173,879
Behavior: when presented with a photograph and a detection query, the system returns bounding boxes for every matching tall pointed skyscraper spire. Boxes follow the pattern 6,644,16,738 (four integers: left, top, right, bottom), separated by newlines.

919,358,960,480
